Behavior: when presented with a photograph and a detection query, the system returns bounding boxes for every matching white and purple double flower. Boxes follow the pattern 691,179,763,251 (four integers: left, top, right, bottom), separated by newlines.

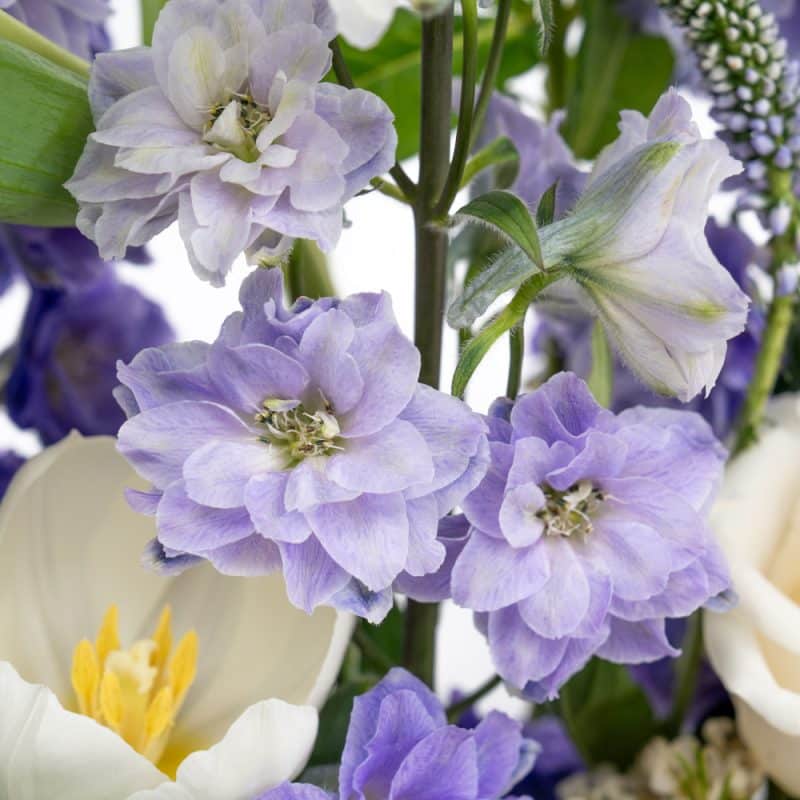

261,668,538,800
451,373,732,701
116,269,488,623
66,0,397,286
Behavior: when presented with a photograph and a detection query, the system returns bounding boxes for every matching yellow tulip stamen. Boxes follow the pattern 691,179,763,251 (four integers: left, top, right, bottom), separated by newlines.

69,604,198,765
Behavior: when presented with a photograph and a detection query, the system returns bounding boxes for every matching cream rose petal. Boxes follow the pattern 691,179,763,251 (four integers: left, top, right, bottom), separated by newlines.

0,662,164,800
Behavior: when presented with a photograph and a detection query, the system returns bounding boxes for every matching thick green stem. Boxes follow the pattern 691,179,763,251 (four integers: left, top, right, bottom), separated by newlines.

507,324,524,399
662,612,703,738
732,292,797,456
403,9,455,688
435,0,479,217
446,675,502,722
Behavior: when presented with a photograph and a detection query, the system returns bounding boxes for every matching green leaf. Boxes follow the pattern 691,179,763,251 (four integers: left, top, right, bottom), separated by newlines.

455,190,543,268
338,4,539,161
141,0,168,46
0,11,88,77
286,239,336,300
563,0,674,159
536,183,557,227
357,606,405,670
558,658,658,769
587,320,614,408
308,681,369,767
0,40,93,226
460,136,520,191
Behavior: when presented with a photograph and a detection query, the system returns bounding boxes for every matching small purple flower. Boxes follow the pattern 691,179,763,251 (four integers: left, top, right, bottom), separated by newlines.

259,668,538,800
0,0,110,60
450,372,731,701
6,278,173,445
116,268,488,622
0,225,149,292
66,0,397,287
0,451,25,501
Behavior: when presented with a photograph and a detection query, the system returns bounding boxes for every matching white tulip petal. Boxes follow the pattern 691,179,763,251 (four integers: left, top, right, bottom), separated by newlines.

130,701,318,800
0,662,164,800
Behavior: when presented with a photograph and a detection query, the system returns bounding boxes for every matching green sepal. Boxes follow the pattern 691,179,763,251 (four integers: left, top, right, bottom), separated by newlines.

587,320,614,408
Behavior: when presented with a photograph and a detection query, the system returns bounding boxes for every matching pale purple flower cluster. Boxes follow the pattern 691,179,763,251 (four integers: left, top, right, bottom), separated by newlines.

0,0,110,60
261,668,538,800
450,373,731,701
66,0,397,287
116,269,488,622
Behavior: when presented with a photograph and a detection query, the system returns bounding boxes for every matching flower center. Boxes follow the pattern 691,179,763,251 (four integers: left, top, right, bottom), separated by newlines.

70,604,198,765
255,398,342,463
537,480,604,539
204,90,272,162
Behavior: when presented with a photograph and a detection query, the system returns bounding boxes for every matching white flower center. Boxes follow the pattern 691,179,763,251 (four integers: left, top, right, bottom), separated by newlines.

71,605,198,768
538,480,604,539
255,398,343,463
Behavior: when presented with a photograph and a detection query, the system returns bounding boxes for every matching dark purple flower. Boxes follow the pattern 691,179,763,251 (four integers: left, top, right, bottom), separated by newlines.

6,278,173,445
116,269,488,622
450,372,731,701
0,0,110,60
0,451,25,500
532,220,762,438
0,225,149,292
259,668,538,800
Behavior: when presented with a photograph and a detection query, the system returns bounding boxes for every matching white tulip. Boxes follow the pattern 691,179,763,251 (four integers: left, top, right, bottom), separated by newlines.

704,395,800,796
328,0,453,48
0,434,353,799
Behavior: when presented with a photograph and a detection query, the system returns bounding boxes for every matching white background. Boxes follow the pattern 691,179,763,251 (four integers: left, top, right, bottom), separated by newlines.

0,1,739,713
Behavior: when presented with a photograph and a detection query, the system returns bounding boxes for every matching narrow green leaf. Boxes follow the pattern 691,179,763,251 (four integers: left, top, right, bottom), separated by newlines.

452,269,563,398
563,0,674,158
536,182,557,227
455,190,543,269
558,658,658,768
286,239,336,300
0,11,89,77
447,246,538,330
460,136,519,191
0,40,93,226
338,4,539,161
587,320,614,408
141,0,168,46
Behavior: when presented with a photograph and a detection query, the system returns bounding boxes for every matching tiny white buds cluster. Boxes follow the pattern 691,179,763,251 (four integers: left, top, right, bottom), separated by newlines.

659,0,800,207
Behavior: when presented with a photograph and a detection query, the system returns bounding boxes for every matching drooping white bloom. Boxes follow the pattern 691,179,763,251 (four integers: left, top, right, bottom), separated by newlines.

0,434,353,799
704,394,800,797
539,89,750,402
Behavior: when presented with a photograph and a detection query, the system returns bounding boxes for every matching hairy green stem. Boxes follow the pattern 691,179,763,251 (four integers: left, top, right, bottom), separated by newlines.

446,675,502,722
471,0,513,147
435,0,479,216
732,292,797,456
403,9,455,689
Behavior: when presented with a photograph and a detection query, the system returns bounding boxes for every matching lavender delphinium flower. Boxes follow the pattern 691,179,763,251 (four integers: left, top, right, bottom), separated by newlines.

260,668,538,800
531,219,763,438
0,451,25,501
116,268,488,623
66,0,397,287
450,372,731,701
0,0,110,60
6,278,173,445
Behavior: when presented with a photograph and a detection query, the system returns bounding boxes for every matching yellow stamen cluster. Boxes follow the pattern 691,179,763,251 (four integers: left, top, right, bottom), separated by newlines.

71,605,198,765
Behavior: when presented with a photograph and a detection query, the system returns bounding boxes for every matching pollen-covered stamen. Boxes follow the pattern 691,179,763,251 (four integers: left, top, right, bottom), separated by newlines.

204,90,272,161
537,480,605,539
70,604,198,766
255,398,343,462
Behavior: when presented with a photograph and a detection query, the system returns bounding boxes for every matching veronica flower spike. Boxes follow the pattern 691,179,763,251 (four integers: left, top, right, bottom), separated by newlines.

0,434,352,799
66,0,397,286
452,372,732,701
116,268,489,624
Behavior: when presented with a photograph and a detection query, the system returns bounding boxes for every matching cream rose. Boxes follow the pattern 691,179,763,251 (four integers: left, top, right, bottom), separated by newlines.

704,395,800,795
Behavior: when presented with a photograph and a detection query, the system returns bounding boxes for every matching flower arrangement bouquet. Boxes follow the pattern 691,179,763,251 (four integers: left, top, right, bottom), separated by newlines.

0,0,799,797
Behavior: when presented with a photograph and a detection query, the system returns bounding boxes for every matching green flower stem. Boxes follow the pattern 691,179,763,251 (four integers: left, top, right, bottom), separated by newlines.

435,0,479,217
0,10,89,78
732,291,797,456
403,8,456,689
446,675,502,722
471,0,513,147
662,612,704,738
507,323,524,399
330,37,417,201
